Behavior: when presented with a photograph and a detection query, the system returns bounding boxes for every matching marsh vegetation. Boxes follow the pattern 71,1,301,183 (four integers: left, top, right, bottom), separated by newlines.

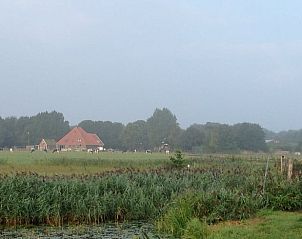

0,151,301,238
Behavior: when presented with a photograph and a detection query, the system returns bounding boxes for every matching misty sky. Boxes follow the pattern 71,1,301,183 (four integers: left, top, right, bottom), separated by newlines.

0,1,302,132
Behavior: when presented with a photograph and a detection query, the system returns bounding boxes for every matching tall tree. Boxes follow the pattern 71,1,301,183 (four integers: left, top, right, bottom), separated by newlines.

0,117,18,147
79,120,124,149
180,124,204,151
15,116,30,146
202,123,238,153
0,111,70,147
147,108,181,149
233,123,267,152
120,120,149,151
26,111,70,144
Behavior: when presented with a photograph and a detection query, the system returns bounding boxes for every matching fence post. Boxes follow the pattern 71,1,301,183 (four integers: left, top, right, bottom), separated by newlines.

281,155,285,173
287,159,293,181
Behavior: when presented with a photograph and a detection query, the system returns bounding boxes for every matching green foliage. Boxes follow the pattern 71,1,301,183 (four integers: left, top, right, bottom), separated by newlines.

0,117,18,147
79,120,124,149
169,150,185,168
265,176,302,211
264,129,302,153
0,161,267,227
272,129,302,146
157,190,260,237
191,122,267,153
79,108,182,151
0,108,268,153
147,108,182,149
233,123,267,152
0,152,301,235
157,193,194,237
182,218,208,239
180,124,204,151
120,120,149,151
205,124,238,153
193,190,260,223
0,111,69,147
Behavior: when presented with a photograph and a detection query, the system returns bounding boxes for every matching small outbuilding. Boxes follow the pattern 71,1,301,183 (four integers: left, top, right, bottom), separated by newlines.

39,139,57,151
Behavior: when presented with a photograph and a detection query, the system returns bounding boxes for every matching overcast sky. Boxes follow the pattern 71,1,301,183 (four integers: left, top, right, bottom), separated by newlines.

0,1,302,132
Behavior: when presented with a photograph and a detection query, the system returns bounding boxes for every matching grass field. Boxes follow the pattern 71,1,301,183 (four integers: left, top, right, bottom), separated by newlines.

0,151,171,175
0,151,278,175
209,210,302,239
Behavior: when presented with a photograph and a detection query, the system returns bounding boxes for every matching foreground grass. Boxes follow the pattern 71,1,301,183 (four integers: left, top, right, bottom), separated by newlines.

209,210,302,239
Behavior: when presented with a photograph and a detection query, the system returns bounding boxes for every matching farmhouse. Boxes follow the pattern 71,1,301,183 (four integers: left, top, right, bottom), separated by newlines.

56,127,104,151
38,139,57,151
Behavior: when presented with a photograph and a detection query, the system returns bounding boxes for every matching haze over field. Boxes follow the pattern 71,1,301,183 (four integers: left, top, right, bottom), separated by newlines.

1,1,302,131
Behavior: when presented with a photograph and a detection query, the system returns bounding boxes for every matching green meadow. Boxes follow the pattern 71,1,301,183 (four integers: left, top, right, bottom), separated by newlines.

209,210,302,239
0,151,276,175
0,151,171,175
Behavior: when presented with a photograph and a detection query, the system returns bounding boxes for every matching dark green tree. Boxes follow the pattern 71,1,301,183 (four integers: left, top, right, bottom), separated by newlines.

0,111,70,147
120,120,149,151
79,120,124,149
181,124,204,151
233,123,267,152
203,123,238,153
0,117,18,147
25,111,70,144
147,108,181,149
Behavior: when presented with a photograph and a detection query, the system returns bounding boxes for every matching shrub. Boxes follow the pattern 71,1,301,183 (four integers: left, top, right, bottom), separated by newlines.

169,150,185,168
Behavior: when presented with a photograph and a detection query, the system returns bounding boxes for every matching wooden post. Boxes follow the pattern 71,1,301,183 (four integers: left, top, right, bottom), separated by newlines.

288,159,293,181
281,155,285,173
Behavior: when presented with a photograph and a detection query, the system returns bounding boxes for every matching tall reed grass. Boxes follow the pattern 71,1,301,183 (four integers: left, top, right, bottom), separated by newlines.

0,159,301,229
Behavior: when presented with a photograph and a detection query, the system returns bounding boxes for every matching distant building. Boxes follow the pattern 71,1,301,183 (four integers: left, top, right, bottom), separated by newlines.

159,143,170,154
56,127,104,151
39,139,57,151
265,139,280,144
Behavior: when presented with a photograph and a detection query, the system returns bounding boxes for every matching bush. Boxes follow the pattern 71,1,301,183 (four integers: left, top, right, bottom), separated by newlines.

170,150,186,168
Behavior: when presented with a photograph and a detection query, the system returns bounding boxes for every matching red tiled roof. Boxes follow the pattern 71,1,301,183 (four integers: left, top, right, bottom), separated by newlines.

56,127,104,147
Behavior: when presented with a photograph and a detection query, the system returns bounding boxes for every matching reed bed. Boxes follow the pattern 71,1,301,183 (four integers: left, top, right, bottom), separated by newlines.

0,162,301,228
0,152,301,232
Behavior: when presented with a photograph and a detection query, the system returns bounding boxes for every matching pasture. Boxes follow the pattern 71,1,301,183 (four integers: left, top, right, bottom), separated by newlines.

0,151,171,175
0,151,282,176
209,210,302,239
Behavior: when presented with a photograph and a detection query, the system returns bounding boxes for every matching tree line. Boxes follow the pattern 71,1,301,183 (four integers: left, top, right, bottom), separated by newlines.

265,129,302,152
0,108,267,152
0,111,69,148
